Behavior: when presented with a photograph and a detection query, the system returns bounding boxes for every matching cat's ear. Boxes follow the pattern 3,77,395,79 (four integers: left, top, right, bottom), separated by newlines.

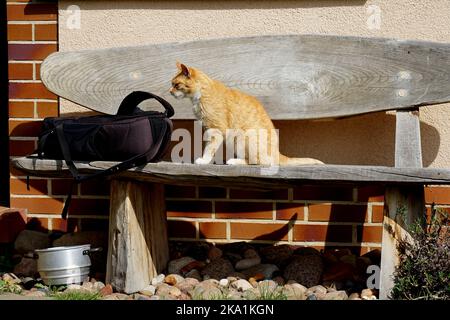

180,64,191,78
176,61,182,71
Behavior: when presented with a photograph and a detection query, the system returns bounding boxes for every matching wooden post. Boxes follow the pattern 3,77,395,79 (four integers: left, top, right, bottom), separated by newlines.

106,179,169,294
380,108,425,299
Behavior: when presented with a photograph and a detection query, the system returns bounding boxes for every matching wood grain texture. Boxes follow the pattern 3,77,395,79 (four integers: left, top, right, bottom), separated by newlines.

380,186,425,300
106,180,168,294
41,35,450,119
395,109,423,168
11,157,450,185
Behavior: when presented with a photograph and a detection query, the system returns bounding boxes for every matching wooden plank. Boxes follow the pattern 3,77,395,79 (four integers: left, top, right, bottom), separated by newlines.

41,35,450,119
106,179,169,294
379,186,424,300
395,108,422,167
11,157,450,185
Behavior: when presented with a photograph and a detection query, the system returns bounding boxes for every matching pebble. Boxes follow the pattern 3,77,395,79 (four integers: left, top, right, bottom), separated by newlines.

283,283,307,300
134,293,151,300
241,264,279,280
235,257,261,270
324,290,348,300
348,292,361,300
185,269,202,281
24,291,46,297
208,247,223,261
361,288,375,298
99,284,113,297
219,279,229,287
273,276,285,286
231,279,253,292
175,278,200,293
164,274,184,286
66,284,82,291
93,281,105,291
139,285,156,296
201,258,235,280
151,274,166,286
306,294,317,300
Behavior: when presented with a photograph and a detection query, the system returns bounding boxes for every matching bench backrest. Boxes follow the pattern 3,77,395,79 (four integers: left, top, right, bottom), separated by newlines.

41,34,450,120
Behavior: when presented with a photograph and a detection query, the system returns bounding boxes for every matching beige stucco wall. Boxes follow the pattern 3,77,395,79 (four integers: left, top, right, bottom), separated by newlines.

58,0,450,168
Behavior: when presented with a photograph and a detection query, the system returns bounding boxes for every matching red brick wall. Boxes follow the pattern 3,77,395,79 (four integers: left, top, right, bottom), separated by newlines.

6,1,449,252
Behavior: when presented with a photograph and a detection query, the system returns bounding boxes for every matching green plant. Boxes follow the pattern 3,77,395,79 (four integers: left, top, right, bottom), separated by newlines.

0,279,22,294
391,206,449,300
256,282,287,300
53,290,101,300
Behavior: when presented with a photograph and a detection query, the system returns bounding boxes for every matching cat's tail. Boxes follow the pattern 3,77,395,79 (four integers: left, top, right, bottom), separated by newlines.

278,154,324,166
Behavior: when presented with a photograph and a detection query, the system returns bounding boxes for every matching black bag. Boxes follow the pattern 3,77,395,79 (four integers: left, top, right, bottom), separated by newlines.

36,91,174,219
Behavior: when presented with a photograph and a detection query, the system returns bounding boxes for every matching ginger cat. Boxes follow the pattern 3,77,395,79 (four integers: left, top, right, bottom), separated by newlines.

170,62,323,166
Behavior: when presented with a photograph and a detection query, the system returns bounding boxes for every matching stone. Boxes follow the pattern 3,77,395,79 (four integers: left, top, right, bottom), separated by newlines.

361,288,376,299
235,257,261,270
257,280,278,292
191,286,222,300
349,292,361,300
208,247,223,261
241,264,279,280
66,284,82,291
156,283,181,298
168,257,196,274
260,245,294,266
139,285,156,296
223,252,242,265
165,274,184,286
294,247,321,256
82,281,95,291
283,283,307,300
134,293,151,300
322,262,355,282
151,273,166,286
99,284,113,297
307,285,327,296
184,269,202,281
340,254,357,266
283,255,323,287
201,258,234,280
2,273,21,283
231,279,253,292
14,230,51,254
306,294,317,300
324,290,348,300
150,295,160,300
24,290,46,297
175,278,198,294
184,242,210,261
243,248,259,259
273,276,285,286
102,294,119,300
227,272,246,279
13,257,38,278
219,279,229,287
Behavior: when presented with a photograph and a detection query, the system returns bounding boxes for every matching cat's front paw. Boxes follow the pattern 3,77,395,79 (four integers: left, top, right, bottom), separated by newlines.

195,157,212,165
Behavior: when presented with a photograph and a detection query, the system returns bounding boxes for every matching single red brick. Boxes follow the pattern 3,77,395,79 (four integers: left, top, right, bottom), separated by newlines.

9,140,35,156
34,24,57,41
229,188,288,200
37,101,58,118
9,101,34,118
293,224,353,242
371,205,384,223
165,185,196,198
230,222,289,240
8,63,33,79
7,3,57,21
168,220,196,239
167,201,212,218
215,202,273,219
50,218,68,232
198,187,227,198
308,204,368,222
10,178,47,195
11,197,62,214
9,82,56,99
425,187,450,205
356,226,383,243
0,207,27,243
199,222,227,239
293,186,354,201
276,203,305,220
7,24,32,41
9,120,42,136
8,44,57,60
357,185,385,202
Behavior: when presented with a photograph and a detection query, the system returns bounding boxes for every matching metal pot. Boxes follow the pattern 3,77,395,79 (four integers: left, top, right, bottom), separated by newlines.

34,244,102,286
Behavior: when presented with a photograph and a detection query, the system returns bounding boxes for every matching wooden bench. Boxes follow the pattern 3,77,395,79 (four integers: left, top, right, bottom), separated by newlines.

12,34,450,299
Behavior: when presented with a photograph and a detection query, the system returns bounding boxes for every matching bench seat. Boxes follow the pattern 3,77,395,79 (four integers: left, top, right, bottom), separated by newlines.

13,156,450,186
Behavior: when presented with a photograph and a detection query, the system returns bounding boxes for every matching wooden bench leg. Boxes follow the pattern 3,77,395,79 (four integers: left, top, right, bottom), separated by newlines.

379,186,424,300
106,179,169,294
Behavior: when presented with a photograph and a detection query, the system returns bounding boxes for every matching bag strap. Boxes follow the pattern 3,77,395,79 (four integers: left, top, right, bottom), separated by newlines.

117,91,175,118
56,119,169,219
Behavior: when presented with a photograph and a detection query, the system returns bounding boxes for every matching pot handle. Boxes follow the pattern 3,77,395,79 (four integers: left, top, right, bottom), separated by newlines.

82,247,103,255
